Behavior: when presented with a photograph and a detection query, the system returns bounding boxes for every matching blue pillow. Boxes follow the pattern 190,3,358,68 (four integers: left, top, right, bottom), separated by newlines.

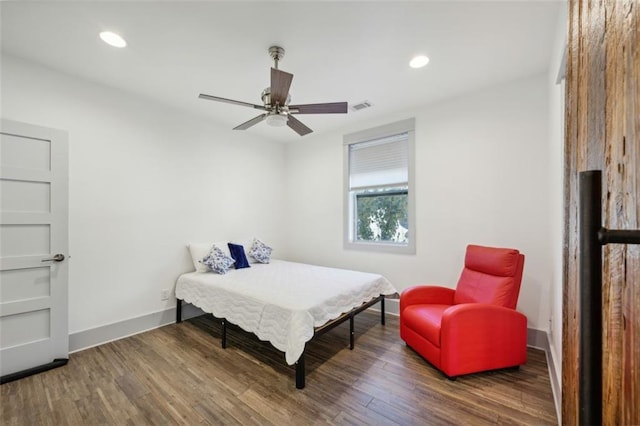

228,243,250,269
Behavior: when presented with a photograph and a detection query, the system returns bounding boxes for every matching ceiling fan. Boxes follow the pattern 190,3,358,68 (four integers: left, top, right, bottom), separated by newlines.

199,46,348,136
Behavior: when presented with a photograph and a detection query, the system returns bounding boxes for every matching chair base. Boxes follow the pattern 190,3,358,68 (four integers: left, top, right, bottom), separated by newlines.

402,334,525,380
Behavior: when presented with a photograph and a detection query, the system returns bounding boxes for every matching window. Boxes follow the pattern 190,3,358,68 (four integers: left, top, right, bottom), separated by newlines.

343,118,415,254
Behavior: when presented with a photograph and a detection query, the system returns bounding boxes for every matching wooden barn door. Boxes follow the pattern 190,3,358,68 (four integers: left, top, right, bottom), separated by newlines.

564,0,639,424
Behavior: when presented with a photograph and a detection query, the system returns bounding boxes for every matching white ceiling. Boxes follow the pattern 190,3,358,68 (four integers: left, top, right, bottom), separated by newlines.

1,1,562,143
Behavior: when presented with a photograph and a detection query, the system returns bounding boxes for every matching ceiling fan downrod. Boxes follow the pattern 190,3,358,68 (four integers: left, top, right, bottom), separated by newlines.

269,46,285,70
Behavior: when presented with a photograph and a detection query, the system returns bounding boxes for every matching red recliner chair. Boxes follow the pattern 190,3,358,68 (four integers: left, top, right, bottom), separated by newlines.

400,244,526,378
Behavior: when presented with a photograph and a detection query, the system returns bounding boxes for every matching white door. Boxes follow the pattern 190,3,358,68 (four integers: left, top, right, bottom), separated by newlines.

0,119,69,380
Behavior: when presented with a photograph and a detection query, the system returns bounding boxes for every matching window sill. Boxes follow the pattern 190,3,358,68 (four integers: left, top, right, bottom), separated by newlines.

343,240,415,255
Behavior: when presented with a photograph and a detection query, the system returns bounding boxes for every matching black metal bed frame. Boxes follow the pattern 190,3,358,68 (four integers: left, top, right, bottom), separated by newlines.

176,295,386,389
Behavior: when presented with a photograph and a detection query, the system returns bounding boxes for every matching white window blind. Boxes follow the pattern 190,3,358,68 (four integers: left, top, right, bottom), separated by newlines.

348,133,409,189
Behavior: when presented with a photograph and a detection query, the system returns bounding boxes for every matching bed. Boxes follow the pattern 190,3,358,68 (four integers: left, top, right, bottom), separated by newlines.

175,258,397,389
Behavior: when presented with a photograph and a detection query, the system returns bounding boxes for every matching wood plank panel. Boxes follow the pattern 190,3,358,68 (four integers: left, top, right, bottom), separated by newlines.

563,0,582,421
0,312,557,425
621,0,640,421
564,0,640,424
603,2,625,423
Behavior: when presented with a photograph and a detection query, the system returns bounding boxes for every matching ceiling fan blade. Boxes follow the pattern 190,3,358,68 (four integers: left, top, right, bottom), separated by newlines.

287,115,313,136
288,102,348,114
199,93,267,110
270,68,293,107
233,114,268,130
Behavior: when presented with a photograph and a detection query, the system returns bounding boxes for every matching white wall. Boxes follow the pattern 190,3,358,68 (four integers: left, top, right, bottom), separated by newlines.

1,52,558,345
1,55,286,335
547,1,568,420
283,73,552,331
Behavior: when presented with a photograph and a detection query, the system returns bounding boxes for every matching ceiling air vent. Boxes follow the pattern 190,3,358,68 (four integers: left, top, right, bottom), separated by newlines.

351,101,373,112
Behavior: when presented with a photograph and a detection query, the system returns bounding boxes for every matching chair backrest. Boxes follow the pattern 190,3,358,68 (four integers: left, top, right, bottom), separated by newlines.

453,244,525,309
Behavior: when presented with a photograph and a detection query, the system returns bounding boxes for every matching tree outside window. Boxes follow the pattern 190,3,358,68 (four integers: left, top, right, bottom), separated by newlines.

355,188,408,242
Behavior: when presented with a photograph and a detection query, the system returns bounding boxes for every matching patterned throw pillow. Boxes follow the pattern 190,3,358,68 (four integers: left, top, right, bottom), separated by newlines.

202,245,235,274
249,238,272,264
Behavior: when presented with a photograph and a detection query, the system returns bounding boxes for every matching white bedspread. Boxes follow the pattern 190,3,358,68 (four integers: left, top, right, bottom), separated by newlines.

175,259,397,365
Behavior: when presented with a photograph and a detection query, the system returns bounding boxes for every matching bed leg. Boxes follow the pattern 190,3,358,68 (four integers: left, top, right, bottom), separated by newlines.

176,299,182,323
349,316,355,350
380,296,386,326
221,319,227,349
295,354,305,389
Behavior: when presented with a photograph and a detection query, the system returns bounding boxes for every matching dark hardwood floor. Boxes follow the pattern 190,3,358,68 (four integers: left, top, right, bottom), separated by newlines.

0,311,557,425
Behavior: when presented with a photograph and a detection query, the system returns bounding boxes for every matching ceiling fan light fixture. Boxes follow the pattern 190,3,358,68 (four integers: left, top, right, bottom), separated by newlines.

409,55,429,68
266,114,288,127
99,31,127,48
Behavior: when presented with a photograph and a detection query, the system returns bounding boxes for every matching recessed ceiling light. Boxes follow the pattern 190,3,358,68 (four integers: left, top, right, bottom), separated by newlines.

99,31,127,48
409,55,430,69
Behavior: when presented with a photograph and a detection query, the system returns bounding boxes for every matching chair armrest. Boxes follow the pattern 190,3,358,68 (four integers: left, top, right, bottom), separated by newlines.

441,304,527,343
400,285,456,312
439,304,528,376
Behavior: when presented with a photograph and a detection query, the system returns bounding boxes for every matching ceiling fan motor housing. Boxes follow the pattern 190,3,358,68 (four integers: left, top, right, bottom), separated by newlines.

268,46,285,68
261,87,291,109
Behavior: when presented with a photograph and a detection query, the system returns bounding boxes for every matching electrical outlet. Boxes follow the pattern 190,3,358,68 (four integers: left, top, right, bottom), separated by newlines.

161,289,170,300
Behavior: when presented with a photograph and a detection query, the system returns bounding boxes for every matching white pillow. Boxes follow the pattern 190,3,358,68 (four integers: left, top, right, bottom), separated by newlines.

187,242,231,272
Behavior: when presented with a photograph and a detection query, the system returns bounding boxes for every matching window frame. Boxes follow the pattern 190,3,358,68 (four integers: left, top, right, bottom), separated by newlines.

343,118,416,254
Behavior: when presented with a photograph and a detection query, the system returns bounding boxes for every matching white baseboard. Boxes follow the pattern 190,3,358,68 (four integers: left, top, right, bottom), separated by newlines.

68,303,204,353
527,327,548,350
547,347,562,425
527,328,562,425
384,298,400,315
69,309,174,353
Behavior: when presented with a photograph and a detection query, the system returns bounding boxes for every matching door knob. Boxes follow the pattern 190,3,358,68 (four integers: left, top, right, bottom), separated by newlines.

41,254,65,262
